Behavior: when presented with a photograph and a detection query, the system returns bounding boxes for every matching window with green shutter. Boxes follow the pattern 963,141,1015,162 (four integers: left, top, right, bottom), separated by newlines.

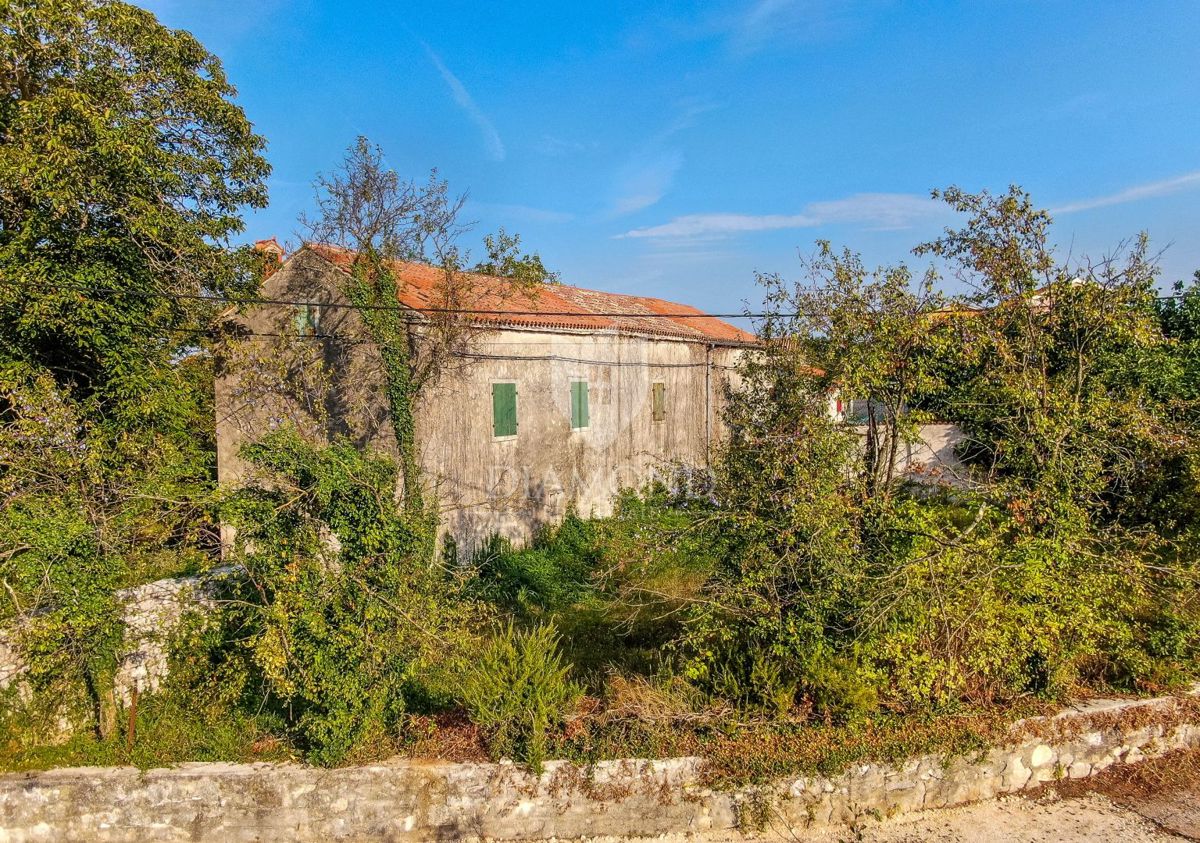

570,380,589,429
652,382,666,422
294,303,320,335
492,382,517,437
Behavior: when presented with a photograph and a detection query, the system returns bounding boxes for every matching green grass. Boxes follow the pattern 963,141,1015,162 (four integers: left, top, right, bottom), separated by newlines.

0,688,295,772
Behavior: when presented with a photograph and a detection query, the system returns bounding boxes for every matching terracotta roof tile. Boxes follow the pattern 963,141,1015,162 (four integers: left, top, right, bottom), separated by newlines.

306,245,757,345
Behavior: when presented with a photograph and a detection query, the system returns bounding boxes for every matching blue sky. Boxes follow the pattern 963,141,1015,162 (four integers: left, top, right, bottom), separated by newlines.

139,0,1200,314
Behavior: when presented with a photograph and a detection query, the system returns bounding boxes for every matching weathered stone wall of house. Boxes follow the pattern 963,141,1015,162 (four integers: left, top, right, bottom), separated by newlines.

1,689,1196,842
893,422,968,484
215,249,397,490
421,331,741,549
215,251,744,551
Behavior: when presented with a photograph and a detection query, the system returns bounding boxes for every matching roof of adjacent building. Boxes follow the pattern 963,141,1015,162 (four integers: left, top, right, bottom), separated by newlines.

301,244,757,346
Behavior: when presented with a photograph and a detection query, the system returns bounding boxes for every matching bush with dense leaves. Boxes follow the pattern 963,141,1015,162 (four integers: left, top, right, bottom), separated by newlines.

459,623,581,771
217,428,479,764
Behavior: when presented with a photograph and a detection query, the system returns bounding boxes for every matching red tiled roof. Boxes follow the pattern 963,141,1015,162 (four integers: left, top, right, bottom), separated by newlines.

306,245,757,345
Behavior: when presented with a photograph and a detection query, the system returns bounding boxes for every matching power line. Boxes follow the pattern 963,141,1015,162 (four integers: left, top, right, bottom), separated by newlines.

116,323,742,369
3,276,1186,327
0,277,764,320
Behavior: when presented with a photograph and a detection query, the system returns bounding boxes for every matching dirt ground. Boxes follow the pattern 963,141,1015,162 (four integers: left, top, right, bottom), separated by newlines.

803,749,1200,842
710,750,1200,843
794,789,1196,842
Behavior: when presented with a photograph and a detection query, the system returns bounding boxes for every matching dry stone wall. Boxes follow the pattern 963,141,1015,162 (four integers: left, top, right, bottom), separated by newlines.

0,570,225,712
1,688,1197,842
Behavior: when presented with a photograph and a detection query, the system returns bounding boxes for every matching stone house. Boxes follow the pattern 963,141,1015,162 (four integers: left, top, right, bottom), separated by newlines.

215,243,756,550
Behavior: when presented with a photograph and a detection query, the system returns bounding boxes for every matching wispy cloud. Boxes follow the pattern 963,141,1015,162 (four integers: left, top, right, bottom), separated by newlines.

610,150,685,216
468,201,575,225
535,134,591,157
623,1,879,57
618,192,943,240
422,43,505,162
1053,170,1200,215
606,102,717,217
726,0,881,55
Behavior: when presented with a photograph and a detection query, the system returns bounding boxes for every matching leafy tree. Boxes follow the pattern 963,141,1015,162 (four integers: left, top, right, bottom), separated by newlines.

679,325,871,718
1136,272,1200,539
754,243,947,497
0,0,269,410
0,0,268,737
1154,270,1200,402
915,187,1164,521
682,187,1199,719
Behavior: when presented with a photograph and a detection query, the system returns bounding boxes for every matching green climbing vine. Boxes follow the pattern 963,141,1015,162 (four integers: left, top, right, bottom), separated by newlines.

299,138,558,556
343,253,429,527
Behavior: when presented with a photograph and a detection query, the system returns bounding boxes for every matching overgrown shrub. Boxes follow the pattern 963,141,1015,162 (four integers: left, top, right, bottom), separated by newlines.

217,428,479,765
679,188,1200,722
459,623,581,771
466,510,598,613
465,489,721,686
676,367,877,721
0,361,216,740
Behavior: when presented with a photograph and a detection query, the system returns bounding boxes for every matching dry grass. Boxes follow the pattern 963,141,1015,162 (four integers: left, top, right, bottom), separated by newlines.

1042,747,1200,804
396,712,488,763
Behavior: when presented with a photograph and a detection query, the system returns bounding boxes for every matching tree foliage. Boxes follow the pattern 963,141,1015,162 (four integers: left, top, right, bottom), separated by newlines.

0,0,268,737
218,429,480,764
679,187,1200,720
0,0,269,412
755,243,947,496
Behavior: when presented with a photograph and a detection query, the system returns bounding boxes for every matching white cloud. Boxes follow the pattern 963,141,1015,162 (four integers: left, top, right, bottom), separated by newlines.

604,102,721,217
805,193,944,228
469,201,575,224
623,1,876,56
618,192,943,239
1052,170,1200,215
609,150,685,217
620,212,815,239
423,44,506,163
535,135,589,157
729,0,877,54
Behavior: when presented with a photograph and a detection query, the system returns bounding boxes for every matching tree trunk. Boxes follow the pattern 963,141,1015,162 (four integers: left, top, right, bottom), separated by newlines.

98,687,118,741
885,414,901,490
84,669,118,741
865,402,881,497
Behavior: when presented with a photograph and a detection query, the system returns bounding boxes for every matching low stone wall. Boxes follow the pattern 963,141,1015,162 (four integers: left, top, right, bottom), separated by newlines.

0,570,224,721
1,689,1197,842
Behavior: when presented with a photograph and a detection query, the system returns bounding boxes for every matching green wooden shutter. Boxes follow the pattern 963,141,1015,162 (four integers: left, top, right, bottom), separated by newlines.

571,381,589,429
294,304,317,335
492,383,517,436
652,382,666,421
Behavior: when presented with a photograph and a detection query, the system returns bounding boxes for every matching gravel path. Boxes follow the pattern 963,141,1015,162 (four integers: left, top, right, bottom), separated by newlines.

667,785,1200,842
800,791,1182,842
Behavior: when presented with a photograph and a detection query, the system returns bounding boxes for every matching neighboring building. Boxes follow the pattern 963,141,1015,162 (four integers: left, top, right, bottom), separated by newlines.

843,399,969,486
215,243,756,550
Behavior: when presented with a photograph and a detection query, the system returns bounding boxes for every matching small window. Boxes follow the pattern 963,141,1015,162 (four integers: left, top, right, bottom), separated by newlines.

652,382,666,422
570,380,589,430
492,382,517,437
294,303,320,335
